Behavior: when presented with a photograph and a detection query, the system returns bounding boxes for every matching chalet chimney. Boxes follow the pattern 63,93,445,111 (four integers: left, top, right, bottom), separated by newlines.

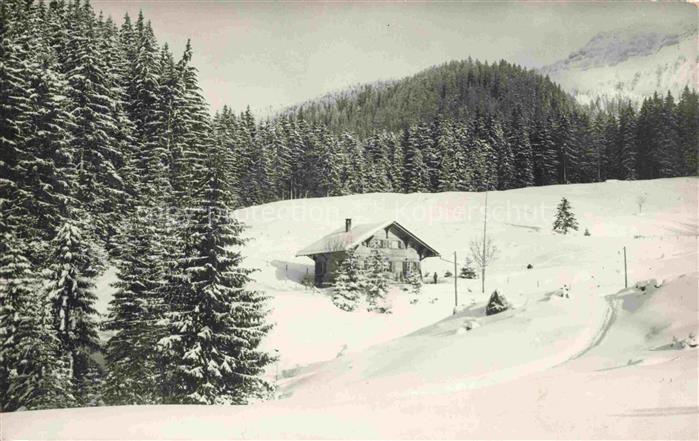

345,218,352,232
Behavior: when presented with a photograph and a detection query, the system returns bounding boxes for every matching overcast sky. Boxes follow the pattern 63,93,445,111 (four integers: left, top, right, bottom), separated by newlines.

93,1,695,116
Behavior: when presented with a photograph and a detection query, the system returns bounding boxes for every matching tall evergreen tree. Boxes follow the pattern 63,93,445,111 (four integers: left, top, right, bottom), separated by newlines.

531,115,559,186
2,240,75,411
17,41,76,262
159,149,273,404
0,0,32,240
402,126,430,193
364,248,390,313
508,106,534,188
676,87,698,176
45,219,101,405
339,133,366,195
63,2,126,244
617,103,638,180
332,248,365,312
103,208,168,405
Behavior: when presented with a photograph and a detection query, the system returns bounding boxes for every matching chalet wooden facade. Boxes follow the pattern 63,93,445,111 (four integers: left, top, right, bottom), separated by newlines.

296,219,440,287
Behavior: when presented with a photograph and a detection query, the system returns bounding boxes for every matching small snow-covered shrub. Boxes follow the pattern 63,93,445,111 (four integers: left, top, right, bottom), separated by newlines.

300,273,315,288
584,228,591,236
526,263,533,269
444,270,453,278
459,258,477,279
486,290,510,316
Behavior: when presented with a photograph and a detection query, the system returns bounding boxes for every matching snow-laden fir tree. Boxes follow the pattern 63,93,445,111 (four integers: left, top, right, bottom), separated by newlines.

509,106,534,188
405,269,422,304
531,116,559,186
364,249,391,313
339,133,366,195
17,44,78,263
402,126,430,193
386,132,404,192
158,151,274,405
102,206,169,405
0,0,31,233
676,86,699,176
552,197,579,234
363,133,393,193
0,232,30,410
553,112,579,184
617,104,637,180
62,3,128,246
0,232,76,411
45,219,102,406
332,248,365,312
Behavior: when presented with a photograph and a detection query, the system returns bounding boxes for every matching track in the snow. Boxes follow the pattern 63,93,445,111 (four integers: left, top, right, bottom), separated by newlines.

563,295,618,363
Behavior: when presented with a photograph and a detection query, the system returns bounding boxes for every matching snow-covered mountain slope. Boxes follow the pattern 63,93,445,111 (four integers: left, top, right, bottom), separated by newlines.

540,25,698,104
6,177,698,439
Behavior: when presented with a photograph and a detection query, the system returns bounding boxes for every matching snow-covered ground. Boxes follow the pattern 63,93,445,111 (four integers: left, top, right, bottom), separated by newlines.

5,177,697,439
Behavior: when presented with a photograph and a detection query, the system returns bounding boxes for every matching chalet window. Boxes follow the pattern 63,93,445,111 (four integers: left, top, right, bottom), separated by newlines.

388,261,394,272
371,239,386,248
398,241,405,249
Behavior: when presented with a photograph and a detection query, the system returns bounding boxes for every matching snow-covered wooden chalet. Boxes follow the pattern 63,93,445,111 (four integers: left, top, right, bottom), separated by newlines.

296,219,440,287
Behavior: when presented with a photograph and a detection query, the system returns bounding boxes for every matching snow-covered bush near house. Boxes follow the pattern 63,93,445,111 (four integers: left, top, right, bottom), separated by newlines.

459,258,477,279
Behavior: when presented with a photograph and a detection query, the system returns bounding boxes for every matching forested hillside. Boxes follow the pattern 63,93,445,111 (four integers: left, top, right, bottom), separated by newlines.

0,0,272,410
220,66,697,205
281,59,577,138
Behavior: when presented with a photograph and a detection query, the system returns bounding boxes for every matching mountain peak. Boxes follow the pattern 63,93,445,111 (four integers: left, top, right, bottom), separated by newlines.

543,25,695,74
539,23,697,104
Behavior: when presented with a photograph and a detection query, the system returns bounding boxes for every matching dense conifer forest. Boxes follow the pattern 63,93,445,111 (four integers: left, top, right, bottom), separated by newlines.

0,0,696,411
1,0,272,410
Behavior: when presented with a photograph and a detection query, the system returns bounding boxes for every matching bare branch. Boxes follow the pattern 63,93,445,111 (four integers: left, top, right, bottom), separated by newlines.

469,236,498,269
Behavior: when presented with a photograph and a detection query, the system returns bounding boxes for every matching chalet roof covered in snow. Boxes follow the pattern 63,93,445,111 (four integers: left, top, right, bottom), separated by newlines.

295,220,440,258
